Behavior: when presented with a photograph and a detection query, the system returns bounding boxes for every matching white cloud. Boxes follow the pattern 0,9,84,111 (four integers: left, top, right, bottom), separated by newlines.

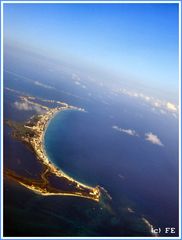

112,125,139,136
14,101,44,113
166,102,177,112
34,81,54,89
121,129,139,136
72,73,80,82
145,132,164,146
72,74,88,89
113,125,164,147
75,81,81,85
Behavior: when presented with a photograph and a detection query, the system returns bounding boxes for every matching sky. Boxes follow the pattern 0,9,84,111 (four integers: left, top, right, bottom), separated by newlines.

3,3,179,102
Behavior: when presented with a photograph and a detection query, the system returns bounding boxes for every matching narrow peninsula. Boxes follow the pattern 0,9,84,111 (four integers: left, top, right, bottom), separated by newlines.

5,94,101,202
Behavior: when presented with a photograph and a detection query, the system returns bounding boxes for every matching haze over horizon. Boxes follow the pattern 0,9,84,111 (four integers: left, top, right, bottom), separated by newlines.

4,3,179,103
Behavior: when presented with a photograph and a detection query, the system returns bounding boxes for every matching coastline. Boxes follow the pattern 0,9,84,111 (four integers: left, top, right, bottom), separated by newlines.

6,96,101,202
42,108,72,175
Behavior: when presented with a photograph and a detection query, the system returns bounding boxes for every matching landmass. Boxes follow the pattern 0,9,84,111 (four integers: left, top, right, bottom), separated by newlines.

5,94,102,202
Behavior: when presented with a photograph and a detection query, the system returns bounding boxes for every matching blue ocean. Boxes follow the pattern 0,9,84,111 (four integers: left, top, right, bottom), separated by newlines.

44,98,178,236
4,56,179,236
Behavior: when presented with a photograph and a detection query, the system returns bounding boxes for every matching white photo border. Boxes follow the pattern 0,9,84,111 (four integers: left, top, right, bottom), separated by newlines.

0,1,181,239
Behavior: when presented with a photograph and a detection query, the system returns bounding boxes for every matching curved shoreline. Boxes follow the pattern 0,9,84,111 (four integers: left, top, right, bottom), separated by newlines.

42,109,73,176
42,109,62,171
39,107,94,188
6,96,101,202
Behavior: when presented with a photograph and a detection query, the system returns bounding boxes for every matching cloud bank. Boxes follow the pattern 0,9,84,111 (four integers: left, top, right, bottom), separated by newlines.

114,87,178,118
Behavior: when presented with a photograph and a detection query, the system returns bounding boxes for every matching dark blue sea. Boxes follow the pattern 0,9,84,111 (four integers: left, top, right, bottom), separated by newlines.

44,99,179,236
4,51,179,236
